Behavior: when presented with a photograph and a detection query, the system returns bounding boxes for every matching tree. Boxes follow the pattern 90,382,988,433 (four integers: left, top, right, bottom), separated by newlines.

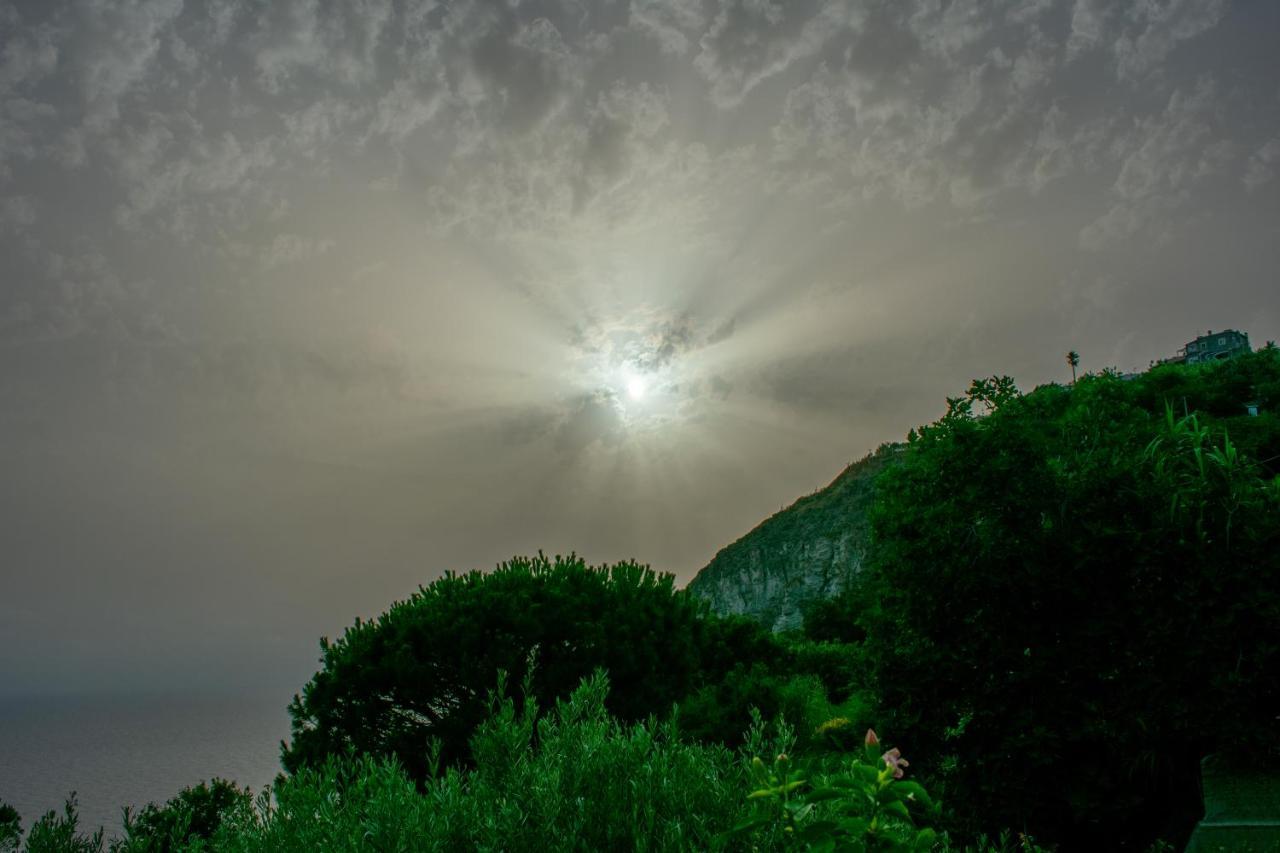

1065,349,1079,384
858,361,1280,849
0,802,19,853
282,553,778,780
19,797,103,853
119,779,251,852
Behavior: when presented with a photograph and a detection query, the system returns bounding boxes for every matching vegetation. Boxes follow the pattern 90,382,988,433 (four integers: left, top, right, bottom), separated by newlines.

10,349,1279,851
5,673,952,852
12,798,103,853
688,447,894,631
855,350,1280,848
726,725,941,852
0,802,19,853
212,672,753,852
118,781,252,852
282,552,779,779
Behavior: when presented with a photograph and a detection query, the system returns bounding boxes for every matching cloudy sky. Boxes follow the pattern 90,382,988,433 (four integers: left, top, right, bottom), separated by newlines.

2,0,1278,694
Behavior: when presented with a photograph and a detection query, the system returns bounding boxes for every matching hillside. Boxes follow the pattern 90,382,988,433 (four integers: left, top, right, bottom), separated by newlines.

688,345,1280,633
686,444,898,631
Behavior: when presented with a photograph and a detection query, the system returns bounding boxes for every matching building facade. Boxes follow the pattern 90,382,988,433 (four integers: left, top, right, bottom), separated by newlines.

1175,329,1252,365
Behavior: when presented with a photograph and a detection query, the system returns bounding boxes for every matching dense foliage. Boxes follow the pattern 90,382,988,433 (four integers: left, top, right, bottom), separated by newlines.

119,781,251,853
6,674,957,853
728,725,942,852
677,653,871,753
218,672,754,852
283,552,779,778
15,350,1279,851
688,448,893,631
857,350,1280,848
11,799,103,853
0,803,19,853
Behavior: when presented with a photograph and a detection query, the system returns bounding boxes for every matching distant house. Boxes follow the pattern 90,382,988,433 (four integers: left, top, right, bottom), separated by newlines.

1171,329,1253,365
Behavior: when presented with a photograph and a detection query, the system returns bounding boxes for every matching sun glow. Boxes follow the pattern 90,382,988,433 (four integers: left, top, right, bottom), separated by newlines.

626,375,647,401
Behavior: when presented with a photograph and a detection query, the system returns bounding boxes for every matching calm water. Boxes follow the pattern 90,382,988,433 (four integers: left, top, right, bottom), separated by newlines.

0,690,292,837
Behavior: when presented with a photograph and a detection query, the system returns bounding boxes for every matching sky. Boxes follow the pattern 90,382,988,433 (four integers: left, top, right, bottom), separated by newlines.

1,0,1278,695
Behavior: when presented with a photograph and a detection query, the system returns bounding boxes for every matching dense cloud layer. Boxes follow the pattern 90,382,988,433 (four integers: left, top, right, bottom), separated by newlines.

1,0,1277,693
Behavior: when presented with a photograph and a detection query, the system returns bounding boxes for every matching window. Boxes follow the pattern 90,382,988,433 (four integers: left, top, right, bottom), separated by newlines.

1219,337,1226,346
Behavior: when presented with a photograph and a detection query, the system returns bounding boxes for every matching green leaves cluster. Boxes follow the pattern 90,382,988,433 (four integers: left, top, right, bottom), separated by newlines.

9,798,104,853
10,675,961,853
729,728,938,853
17,351,1278,852
283,552,778,779
118,781,252,853
152,672,746,852
855,349,1280,848
0,803,20,853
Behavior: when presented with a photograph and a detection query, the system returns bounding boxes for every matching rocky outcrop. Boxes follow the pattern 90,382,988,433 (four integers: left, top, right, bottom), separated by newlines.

686,446,897,632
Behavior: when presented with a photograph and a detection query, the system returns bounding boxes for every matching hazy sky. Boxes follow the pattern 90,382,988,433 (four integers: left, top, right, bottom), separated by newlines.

2,0,1278,695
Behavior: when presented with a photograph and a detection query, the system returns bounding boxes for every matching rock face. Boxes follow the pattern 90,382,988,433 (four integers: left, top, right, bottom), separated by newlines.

687,446,897,632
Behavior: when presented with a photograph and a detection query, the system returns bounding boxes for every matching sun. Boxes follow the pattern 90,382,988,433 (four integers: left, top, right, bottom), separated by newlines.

626,375,647,401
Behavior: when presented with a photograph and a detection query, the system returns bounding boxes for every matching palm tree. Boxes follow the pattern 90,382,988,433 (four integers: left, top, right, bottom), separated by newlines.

1066,350,1080,385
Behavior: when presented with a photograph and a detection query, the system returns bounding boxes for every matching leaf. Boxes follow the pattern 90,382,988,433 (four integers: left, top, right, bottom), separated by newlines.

891,781,934,808
804,787,849,804
788,802,815,823
838,816,871,836
725,814,773,835
880,799,911,821
850,763,881,786
833,799,875,818
797,820,840,845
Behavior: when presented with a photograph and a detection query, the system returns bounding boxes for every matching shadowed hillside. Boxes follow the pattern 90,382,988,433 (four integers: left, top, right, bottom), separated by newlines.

686,444,899,631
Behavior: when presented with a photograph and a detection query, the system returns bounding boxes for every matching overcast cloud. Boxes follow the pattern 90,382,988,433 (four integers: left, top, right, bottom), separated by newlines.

2,0,1278,694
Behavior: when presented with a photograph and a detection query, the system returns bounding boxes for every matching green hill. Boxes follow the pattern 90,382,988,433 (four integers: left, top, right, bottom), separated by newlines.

686,444,898,631
689,345,1280,633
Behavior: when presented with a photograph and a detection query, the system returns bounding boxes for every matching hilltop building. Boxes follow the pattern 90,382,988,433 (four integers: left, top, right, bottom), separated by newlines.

1167,329,1252,365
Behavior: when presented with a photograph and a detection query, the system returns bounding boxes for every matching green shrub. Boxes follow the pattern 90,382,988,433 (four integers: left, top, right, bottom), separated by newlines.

782,637,868,702
0,802,20,853
11,677,1052,852
211,671,747,852
727,724,942,852
116,780,252,853
20,798,103,853
283,553,779,780
857,356,1280,848
679,662,871,757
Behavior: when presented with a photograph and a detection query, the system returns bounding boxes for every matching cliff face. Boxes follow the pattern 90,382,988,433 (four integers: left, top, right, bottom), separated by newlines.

686,446,896,632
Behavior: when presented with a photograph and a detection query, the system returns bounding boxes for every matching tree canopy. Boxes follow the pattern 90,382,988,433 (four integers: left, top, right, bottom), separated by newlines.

856,350,1280,848
282,552,777,779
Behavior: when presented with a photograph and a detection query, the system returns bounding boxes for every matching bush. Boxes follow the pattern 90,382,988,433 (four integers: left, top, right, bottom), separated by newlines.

20,798,103,853
116,780,252,852
283,552,778,779
0,802,19,853
679,664,870,756
211,672,748,852
783,637,868,702
728,726,942,852
857,360,1280,848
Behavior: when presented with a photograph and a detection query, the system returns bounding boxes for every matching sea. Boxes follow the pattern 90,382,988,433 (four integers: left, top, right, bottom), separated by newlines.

0,689,293,838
